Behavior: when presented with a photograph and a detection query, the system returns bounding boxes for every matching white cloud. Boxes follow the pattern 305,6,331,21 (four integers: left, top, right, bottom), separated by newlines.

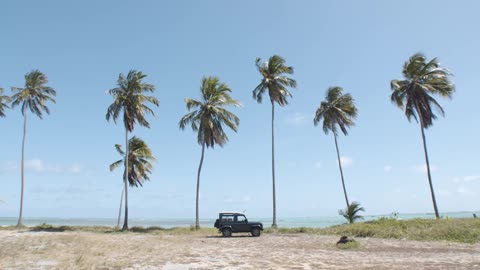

412,164,438,173
339,156,353,167
313,161,323,169
243,196,251,202
69,164,82,174
286,112,308,125
384,165,392,173
457,186,475,195
437,190,451,197
1,160,84,174
25,159,45,173
464,175,480,182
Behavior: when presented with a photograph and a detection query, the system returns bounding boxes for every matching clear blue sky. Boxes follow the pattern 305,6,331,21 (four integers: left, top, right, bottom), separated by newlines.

1,0,479,219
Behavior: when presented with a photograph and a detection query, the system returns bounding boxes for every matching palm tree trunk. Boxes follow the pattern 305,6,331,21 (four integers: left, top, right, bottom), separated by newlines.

334,134,350,208
16,108,27,228
122,129,129,230
195,142,206,229
116,187,124,228
419,122,440,219
271,101,277,228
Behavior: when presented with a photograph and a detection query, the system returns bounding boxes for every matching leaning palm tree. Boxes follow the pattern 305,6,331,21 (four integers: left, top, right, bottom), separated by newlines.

106,70,159,230
253,55,297,228
0,88,11,117
339,201,365,224
179,76,240,229
110,137,156,228
11,70,56,227
391,53,454,219
314,87,357,209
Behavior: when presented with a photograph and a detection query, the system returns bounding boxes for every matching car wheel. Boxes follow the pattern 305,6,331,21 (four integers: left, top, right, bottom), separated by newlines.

222,228,232,237
251,227,261,237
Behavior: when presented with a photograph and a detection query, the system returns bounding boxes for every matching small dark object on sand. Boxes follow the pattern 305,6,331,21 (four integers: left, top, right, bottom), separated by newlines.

474,214,477,219
337,236,355,245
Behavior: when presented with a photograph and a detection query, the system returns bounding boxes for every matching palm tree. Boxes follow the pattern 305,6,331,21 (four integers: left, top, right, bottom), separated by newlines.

106,70,159,230
339,201,365,224
0,88,11,117
179,76,240,229
391,53,454,219
314,87,357,209
253,55,297,228
110,137,156,228
11,70,56,227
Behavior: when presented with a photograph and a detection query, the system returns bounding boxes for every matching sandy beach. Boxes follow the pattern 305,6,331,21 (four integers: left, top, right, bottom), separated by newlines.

1,230,479,269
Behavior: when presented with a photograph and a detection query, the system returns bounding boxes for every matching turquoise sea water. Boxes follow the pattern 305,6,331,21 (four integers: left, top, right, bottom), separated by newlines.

0,211,477,228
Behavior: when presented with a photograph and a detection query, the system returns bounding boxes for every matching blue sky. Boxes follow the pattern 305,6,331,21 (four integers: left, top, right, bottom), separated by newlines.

1,0,479,220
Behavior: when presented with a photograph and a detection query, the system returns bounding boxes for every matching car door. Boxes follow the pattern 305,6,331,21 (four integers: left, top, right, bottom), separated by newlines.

234,215,249,232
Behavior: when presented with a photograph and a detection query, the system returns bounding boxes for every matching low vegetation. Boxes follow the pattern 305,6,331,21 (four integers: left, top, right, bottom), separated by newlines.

2,218,479,243
265,218,480,244
336,240,361,250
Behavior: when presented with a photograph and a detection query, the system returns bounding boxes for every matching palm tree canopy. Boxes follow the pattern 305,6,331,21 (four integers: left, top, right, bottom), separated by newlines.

253,55,297,105
391,53,455,129
179,76,240,148
110,136,156,187
338,201,365,224
0,88,11,117
11,70,56,118
106,70,159,132
314,87,357,136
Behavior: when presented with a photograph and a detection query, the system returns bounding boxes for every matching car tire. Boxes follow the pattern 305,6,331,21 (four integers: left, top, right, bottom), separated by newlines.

222,228,232,237
251,227,261,237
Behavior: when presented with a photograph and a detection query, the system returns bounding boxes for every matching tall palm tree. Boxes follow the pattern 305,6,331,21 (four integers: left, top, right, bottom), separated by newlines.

179,76,240,229
253,55,297,228
314,87,357,209
338,201,365,224
106,70,159,230
110,137,156,228
0,88,11,117
391,53,454,219
11,70,56,227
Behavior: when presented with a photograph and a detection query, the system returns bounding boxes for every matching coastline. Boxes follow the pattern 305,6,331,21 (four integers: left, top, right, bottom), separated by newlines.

1,211,478,228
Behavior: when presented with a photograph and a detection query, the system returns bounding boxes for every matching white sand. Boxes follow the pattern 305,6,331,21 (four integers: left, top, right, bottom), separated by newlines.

1,230,479,269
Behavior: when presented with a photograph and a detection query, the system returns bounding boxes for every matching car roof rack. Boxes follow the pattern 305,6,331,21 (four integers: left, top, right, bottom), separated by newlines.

219,211,245,215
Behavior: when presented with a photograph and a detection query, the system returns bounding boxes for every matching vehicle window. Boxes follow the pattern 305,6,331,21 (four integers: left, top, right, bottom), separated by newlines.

236,215,246,223
221,215,234,222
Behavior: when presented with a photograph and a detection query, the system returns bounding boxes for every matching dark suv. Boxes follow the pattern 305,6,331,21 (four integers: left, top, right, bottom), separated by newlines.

214,212,263,237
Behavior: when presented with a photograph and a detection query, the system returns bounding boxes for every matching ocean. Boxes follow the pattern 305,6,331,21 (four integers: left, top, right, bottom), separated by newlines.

0,211,477,228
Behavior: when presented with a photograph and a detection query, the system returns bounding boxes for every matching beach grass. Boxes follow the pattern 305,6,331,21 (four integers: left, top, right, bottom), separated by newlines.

2,218,479,243
262,218,480,243
320,217,480,243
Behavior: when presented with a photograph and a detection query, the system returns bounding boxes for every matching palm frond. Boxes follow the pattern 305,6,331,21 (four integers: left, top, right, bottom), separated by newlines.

253,55,297,106
392,53,454,128
339,201,365,224
179,76,240,148
314,87,357,136
106,70,159,132
10,70,56,118
110,136,156,187
0,88,11,117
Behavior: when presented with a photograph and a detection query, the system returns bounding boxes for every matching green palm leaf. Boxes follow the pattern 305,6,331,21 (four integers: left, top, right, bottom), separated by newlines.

339,201,365,224
179,76,240,148
106,70,159,132
0,88,11,117
110,137,156,188
11,70,56,118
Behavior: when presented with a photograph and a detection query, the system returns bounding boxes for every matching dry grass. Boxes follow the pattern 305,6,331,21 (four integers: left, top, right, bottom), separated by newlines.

1,228,479,269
